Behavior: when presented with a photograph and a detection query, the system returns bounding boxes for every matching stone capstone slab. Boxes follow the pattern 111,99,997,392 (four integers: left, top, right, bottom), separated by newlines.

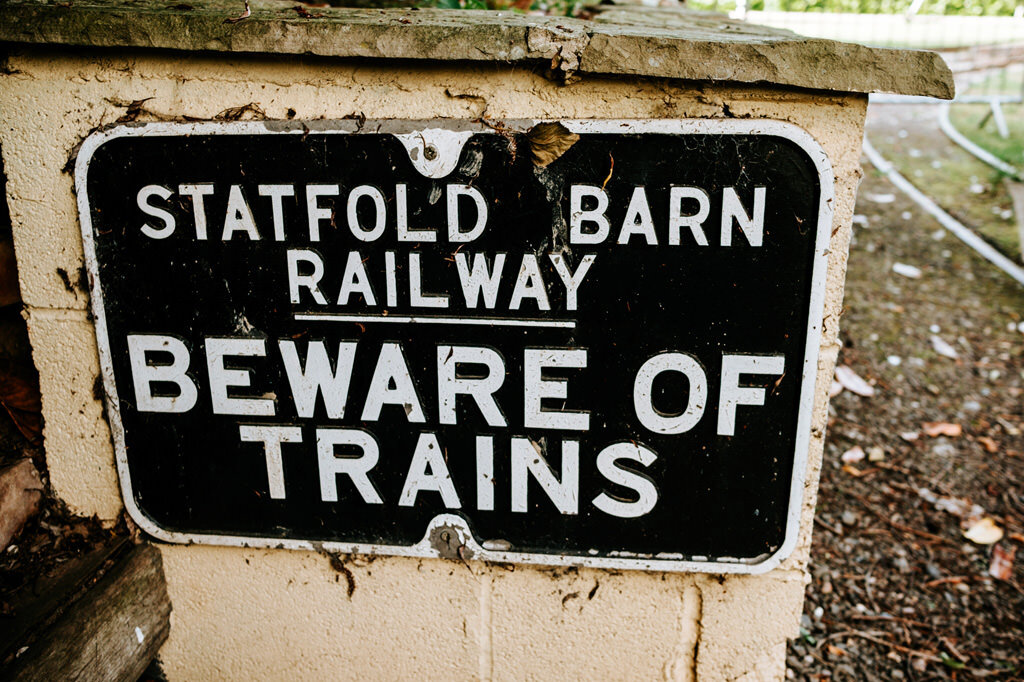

0,0,953,98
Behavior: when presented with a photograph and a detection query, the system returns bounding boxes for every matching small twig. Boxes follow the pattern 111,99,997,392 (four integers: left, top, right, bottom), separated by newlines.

828,630,943,663
848,614,934,630
940,636,967,663
814,516,844,535
923,576,970,588
847,492,956,546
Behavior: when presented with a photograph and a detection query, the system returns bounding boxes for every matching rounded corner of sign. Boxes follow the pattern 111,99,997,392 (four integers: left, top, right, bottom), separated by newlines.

121,496,194,545
754,120,834,179
76,126,129,173
744,531,801,575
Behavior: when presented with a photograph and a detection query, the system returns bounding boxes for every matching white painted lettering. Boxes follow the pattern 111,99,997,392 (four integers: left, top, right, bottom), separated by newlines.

592,442,659,518
447,184,487,242
137,185,175,239
455,252,505,309
126,334,197,413
511,438,579,514
409,252,449,308
548,254,596,311
178,184,214,240
258,184,294,241
316,428,383,503
286,249,328,305
717,354,785,436
305,184,338,242
633,352,708,434
347,185,386,242
205,337,275,416
239,424,302,499
476,435,495,511
617,186,657,245
398,432,461,508
508,254,550,311
396,184,436,242
669,187,710,246
337,251,377,306
361,342,426,423
222,185,260,241
437,345,507,427
523,348,589,431
569,185,610,244
721,187,766,247
279,339,357,419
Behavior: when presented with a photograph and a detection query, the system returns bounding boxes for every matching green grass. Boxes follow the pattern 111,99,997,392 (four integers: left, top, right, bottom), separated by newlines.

948,103,1024,168
870,109,1022,258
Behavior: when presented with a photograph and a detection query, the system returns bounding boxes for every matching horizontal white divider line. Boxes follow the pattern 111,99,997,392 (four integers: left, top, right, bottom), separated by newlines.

293,313,576,329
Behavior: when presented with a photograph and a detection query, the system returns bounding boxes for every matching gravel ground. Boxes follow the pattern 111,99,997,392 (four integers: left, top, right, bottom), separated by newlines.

788,104,1024,680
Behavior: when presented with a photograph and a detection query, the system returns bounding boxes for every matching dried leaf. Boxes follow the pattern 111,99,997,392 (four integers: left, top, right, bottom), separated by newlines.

527,122,579,168
0,372,40,414
115,97,154,124
0,363,42,442
988,544,1015,580
963,517,1004,545
835,365,874,397
842,464,865,477
826,644,847,657
215,102,266,121
922,422,962,438
976,436,998,453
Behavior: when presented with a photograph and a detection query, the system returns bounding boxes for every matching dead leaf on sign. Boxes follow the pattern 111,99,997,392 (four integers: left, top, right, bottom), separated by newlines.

963,517,1003,545
527,122,579,168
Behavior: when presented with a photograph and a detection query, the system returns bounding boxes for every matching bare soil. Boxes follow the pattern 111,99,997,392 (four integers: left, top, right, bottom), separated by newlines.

788,104,1024,680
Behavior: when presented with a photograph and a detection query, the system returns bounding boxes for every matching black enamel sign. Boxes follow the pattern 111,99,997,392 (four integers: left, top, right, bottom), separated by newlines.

77,119,832,573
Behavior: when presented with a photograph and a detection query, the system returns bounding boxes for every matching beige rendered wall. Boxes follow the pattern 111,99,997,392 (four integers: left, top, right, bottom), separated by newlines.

0,48,866,680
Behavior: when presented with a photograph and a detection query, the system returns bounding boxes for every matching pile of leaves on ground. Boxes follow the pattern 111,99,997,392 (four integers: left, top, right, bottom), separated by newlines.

0,172,123,641
788,105,1023,679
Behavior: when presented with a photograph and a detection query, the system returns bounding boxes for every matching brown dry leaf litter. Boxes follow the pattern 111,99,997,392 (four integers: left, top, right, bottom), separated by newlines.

790,104,1023,679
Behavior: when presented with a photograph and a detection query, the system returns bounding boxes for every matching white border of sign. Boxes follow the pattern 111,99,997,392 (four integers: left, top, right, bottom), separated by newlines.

76,119,834,574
